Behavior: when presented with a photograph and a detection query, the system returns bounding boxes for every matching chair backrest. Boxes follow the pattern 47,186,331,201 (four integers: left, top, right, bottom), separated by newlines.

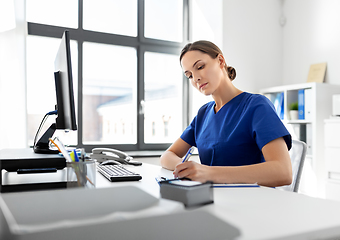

277,139,307,192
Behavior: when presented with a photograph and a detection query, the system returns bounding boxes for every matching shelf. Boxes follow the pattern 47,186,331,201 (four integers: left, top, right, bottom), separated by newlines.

285,120,312,124
261,82,316,93
261,82,340,198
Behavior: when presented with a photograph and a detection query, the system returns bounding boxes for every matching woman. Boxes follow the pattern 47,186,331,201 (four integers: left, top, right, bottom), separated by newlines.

160,40,292,187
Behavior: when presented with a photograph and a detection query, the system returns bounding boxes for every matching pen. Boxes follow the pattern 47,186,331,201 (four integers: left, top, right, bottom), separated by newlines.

80,148,85,161
70,150,76,162
182,146,195,163
49,138,62,153
73,149,80,162
49,137,72,162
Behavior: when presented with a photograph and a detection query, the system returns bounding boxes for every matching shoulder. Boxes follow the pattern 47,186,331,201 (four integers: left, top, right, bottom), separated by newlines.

237,93,277,119
243,92,274,109
244,92,271,103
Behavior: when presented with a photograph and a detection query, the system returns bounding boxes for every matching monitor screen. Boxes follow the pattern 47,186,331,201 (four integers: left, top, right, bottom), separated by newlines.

33,30,77,154
54,30,77,131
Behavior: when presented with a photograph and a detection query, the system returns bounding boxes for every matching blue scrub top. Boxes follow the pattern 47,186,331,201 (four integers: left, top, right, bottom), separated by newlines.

181,92,291,166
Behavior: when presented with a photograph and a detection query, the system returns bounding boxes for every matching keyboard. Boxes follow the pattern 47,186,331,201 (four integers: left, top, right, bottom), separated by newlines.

97,164,142,182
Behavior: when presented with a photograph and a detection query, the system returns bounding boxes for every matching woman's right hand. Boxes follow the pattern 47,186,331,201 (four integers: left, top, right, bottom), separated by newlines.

173,160,211,183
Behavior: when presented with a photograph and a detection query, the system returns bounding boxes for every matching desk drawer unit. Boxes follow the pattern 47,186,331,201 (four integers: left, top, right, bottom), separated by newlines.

324,119,340,147
324,119,340,201
325,148,340,173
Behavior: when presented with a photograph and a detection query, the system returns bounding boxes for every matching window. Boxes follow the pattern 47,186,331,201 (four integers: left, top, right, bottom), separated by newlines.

144,51,183,144
83,0,137,36
82,43,137,145
144,0,183,42
26,0,189,152
26,0,78,28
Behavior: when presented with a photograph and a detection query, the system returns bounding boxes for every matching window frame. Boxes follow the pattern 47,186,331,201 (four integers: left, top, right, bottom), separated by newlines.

27,0,190,152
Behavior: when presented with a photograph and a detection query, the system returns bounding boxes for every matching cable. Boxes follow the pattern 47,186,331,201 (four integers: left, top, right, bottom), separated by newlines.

33,112,55,147
33,113,48,147
47,110,58,115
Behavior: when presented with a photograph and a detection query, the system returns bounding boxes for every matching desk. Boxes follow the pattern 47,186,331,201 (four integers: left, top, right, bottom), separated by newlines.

2,154,340,239
95,160,340,240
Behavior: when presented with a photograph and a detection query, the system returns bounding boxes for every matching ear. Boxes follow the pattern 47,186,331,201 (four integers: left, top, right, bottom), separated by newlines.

217,54,226,69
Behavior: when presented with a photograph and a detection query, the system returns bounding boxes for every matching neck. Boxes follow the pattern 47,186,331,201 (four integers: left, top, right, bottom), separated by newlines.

212,79,243,113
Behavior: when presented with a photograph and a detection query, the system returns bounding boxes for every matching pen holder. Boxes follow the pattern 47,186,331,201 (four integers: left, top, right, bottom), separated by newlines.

67,159,96,188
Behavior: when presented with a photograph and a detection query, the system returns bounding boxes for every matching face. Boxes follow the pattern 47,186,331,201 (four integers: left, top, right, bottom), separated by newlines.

181,50,225,96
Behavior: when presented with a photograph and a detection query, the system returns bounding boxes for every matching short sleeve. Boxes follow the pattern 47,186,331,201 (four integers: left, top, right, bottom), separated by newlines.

252,96,291,150
180,116,197,147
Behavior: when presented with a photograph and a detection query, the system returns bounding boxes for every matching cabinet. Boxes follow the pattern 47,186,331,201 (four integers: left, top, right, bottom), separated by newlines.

260,83,340,198
324,118,340,201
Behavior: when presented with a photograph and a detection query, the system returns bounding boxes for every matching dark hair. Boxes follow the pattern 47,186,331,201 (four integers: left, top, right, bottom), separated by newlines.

180,40,236,81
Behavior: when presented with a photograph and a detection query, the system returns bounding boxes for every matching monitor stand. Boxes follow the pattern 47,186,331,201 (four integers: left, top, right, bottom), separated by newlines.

34,123,59,154
0,148,67,193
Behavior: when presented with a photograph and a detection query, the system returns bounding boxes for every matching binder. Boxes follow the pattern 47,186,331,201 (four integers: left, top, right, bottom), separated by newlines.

304,89,312,121
273,92,284,120
298,89,305,120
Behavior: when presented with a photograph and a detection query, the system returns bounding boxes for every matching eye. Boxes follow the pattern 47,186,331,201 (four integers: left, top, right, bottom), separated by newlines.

197,64,204,70
185,73,192,79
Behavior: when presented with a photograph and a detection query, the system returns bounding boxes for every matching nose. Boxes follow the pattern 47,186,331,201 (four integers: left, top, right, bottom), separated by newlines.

192,74,200,83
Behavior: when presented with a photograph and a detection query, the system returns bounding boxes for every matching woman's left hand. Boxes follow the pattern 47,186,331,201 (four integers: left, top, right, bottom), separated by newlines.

173,161,210,182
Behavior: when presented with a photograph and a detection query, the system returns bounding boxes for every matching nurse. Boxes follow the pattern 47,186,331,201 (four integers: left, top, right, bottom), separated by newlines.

160,40,293,187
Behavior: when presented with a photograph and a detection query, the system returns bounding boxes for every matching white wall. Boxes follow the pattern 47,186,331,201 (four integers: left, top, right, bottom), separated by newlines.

223,0,340,89
223,0,283,93
282,0,340,85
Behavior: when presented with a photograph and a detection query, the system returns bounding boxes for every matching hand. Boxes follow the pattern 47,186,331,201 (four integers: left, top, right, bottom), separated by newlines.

173,161,210,183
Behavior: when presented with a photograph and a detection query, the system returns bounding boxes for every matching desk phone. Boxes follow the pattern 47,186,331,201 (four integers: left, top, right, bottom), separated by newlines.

90,148,142,166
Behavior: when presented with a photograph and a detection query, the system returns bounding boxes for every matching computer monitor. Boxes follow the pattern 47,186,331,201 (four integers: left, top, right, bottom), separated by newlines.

54,31,77,131
33,30,77,154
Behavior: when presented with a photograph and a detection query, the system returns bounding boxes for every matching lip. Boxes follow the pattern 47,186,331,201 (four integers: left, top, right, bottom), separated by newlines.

199,83,208,89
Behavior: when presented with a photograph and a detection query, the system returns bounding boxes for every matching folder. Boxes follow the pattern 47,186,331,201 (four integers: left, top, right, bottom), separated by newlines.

298,89,305,120
273,92,284,120
304,88,312,121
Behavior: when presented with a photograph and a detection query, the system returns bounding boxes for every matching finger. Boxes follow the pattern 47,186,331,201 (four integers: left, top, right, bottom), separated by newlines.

177,167,192,179
173,162,186,174
173,161,194,178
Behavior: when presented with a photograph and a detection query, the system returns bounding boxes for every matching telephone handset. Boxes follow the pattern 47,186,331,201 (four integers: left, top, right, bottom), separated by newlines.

90,148,142,166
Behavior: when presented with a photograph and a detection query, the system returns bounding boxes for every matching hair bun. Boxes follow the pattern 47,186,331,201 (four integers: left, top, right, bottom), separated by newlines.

227,66,236,80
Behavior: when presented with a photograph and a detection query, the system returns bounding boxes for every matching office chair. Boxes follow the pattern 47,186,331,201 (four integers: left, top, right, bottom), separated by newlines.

277,139,307,193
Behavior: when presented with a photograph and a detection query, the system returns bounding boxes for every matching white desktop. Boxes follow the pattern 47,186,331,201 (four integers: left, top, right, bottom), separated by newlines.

1,153,340,240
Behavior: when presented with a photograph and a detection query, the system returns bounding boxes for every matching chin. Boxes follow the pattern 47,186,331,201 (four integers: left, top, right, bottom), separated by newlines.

200,89,212,96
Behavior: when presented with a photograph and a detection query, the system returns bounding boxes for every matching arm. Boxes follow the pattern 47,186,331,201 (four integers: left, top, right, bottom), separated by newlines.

160,138,192,171
173,137,292,187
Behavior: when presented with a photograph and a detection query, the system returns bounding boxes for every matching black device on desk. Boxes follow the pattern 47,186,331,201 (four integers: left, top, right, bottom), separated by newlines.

97,162,142,182
91,148,142,182
0,148,67,193
33,30,77,154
